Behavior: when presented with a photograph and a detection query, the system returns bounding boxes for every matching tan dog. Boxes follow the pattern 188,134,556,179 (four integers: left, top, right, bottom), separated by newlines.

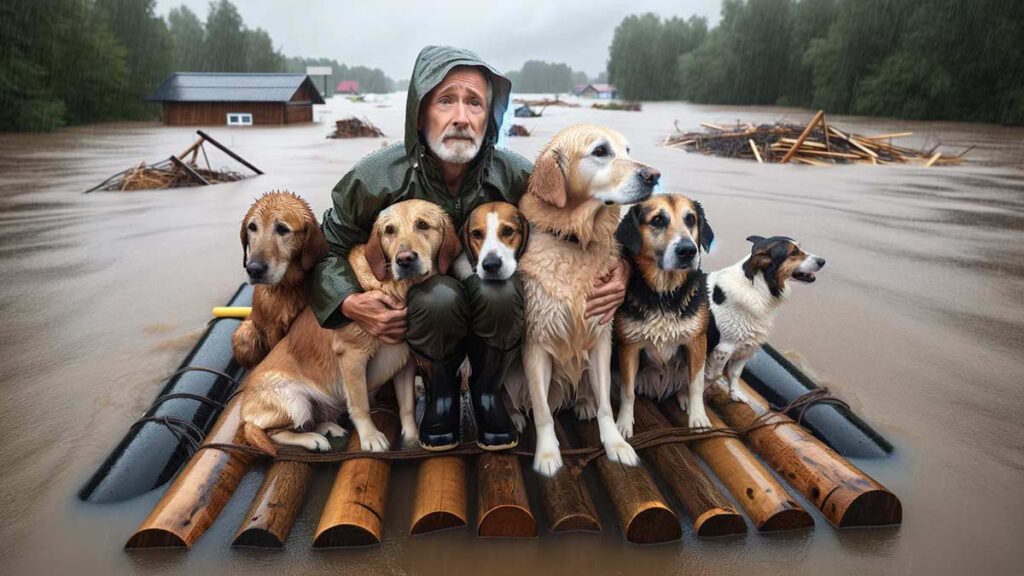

241,200,461,453
232,191,328,368
504,124,660,476
452,201,530,281
613,193,716,435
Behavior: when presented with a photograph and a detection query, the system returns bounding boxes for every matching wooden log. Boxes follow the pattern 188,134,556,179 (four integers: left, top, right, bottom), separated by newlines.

312,409,400,547
633,398,745,537
707,381,902,528
748,139,763,164
177,137,205,161
663,402,813,532
169,155,211,186
924,152,942,167
196,130,263,175
780,110,824,164
477,453,537,538
410,456,468,535
232,460,316,547
575,419,681,544
125,395,253,548
534,419,601,533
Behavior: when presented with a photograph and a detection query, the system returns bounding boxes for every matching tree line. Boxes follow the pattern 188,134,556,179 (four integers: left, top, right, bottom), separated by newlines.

504,60,593,94
0,0,395,131
284,57,394,96
607,0,1024,125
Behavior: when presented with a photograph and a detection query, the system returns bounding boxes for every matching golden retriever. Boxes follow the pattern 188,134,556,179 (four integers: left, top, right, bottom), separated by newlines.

241,199,461,453
504,124,660,476
232,191,328,368
613,193,716,435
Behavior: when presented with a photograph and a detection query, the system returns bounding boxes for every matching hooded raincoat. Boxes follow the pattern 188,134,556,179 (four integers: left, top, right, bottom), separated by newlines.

310,46,532,328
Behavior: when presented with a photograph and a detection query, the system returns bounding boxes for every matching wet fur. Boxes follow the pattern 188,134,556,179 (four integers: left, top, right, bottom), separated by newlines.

504,124,659,476
613,193,716,435
241,200,460,453
233,191,329,368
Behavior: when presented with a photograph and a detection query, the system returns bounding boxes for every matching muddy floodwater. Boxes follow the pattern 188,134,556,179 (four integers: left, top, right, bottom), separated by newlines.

1,93,1022,576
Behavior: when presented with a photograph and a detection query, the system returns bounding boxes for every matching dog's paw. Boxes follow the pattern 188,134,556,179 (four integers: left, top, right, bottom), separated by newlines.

315,421,348,439
677,394,689,412
688,409,712,430
302,433,331,452
360,428,390,452
729,385,749,404
400,425,418,449
533,450,564,477
574,402,598,421
616,415,634,439
605,440,640,467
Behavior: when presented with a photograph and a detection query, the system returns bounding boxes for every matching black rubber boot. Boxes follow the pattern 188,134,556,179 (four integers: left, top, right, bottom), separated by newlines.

468,339,519,451
416,352,464,451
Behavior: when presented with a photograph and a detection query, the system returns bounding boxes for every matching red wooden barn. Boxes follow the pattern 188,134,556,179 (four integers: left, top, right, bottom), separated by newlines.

335,80,360,94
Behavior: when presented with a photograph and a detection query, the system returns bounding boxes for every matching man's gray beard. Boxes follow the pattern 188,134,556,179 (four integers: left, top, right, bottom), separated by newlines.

428,128,482,164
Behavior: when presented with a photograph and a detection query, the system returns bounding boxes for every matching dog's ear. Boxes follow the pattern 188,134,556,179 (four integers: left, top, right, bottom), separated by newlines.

743,249,772,281
694,201,715,253
437,214,462,275
300,222,330,271
746,235,764,244
365,224,390,281
240,219,250,268
615,204,644,256
460,218,478,268
529,147,567,208
514,211,530,261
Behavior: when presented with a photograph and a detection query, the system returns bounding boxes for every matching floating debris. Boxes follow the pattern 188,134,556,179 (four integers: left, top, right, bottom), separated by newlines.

327,117,385,139
85,130,260,193
664,111,970,166
592,101,642,111
514,104,542,118
507,124,531,137
513,96,579,108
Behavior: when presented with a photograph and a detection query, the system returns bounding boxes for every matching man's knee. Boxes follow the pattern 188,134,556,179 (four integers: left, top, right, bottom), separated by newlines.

406,275,468,359
466,274,524,346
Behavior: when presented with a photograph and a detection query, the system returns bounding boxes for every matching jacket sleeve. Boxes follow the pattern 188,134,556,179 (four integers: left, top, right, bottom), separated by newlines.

309,170,388,328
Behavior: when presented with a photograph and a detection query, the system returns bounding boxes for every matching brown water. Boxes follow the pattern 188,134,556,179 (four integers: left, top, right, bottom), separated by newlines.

1,94,1022,576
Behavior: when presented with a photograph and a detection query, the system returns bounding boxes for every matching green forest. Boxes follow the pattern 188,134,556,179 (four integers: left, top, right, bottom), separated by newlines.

504,60,593,93
0,0,395,131
608,0,1024,125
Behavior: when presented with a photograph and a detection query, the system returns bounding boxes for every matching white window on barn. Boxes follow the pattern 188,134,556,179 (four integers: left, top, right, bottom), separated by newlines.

227,113,253,126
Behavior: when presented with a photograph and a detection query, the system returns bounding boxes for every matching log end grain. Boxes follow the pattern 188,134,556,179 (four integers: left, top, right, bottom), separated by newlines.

232,528,285,548
625,506,682,544
760,508,815,532
124,529,188,549
411,510,467,535
312,524,380,548
477,505,538,539
693,507,747,537
836,489,903,528
550,512,602,533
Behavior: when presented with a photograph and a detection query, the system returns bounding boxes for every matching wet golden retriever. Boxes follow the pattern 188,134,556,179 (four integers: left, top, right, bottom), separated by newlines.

241,199,461,453
232,191,328,368
504,124,660,476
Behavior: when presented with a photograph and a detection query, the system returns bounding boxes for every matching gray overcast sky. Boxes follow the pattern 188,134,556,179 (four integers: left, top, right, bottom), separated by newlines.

155,0,724,79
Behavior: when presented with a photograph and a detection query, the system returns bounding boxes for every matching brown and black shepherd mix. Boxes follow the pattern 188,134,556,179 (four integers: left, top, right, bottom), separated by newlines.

613,193,716,434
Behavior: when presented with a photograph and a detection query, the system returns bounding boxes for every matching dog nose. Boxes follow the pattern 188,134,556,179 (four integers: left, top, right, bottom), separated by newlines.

246,260,268,279
639,167,661,187
395,250,418,268
481,253,503,273
815,257,826,268
674,242,697,260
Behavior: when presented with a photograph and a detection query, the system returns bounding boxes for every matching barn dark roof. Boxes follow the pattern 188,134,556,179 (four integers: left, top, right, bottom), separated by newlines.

145,73,325,104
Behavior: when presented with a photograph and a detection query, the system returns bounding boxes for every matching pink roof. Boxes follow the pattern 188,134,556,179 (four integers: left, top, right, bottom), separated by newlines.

589,84,616,93
336,80,360,93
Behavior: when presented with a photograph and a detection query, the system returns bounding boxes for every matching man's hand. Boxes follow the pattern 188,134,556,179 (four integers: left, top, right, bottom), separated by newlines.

586,257,631,325
341,291,407,345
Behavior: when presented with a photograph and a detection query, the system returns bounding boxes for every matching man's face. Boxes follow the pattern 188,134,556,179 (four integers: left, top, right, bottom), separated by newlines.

421,67,488,165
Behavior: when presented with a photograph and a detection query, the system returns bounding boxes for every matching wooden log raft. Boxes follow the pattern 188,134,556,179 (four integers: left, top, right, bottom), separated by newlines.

410,456,468,535
632,398,745,537
477,452,537,538
312,409,400,547
708,381,902,528
663,402,814,532
575,420,681,544
125,395,252,548
232,458,319,547
534,419,601,533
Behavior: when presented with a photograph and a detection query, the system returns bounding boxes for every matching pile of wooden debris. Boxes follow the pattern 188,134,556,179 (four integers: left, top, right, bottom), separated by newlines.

592,101,642,111
85,131,261,193
328,117,385,139
513,97,579,108
664,111,969,166
507,124,531,137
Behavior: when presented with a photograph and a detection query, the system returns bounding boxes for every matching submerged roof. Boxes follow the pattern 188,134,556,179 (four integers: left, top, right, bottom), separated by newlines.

145,73,325,104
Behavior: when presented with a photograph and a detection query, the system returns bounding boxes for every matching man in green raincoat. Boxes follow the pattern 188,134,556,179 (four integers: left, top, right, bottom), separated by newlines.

310,46,629,452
